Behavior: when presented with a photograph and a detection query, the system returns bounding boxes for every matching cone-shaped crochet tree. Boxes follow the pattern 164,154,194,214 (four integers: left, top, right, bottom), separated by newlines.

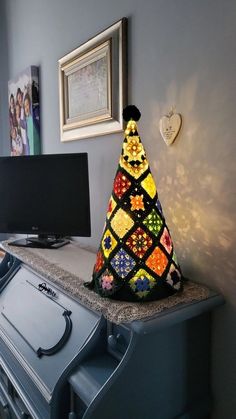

88,105,183,302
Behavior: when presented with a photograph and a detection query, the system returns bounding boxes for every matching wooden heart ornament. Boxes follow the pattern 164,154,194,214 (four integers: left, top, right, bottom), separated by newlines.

159,110,182,146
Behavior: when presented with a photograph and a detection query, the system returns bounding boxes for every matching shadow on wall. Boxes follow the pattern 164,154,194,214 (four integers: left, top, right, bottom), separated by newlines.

146,74,236,296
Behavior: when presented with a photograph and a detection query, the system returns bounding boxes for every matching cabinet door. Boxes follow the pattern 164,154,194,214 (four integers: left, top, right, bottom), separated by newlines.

0,392,11,419
1,267,72,357
0,264,102,399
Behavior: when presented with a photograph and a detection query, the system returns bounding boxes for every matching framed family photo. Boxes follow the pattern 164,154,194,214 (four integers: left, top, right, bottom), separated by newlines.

8,66,40,156
59,18,127,141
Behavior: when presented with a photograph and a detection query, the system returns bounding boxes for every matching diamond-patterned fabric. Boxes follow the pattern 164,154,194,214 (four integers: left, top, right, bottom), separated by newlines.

129,269,156,299
146,247,168,276
89,113,183,302
160,227,172,254
101,229,117,259
120,135,149,178
111,208,134,238
113,171,131,199
126,227,152,258
141,173,157,199
143,209,163,237
110,248,135,278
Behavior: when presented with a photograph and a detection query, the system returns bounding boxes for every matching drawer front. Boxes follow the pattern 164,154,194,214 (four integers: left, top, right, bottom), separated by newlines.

0,264,102,398
1,273,71,356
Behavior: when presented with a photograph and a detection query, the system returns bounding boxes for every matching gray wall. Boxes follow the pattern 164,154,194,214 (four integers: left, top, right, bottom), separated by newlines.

1,0,236,418
0,0,9,155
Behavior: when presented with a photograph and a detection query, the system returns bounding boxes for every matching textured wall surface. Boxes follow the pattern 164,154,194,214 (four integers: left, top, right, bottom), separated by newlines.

0,0,9,155
0,0,236,417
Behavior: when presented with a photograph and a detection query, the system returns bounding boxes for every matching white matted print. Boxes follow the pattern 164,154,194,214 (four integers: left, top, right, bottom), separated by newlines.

59,18,127,141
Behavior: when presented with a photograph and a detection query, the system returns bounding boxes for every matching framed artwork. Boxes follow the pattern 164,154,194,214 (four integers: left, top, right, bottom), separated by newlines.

8,66,41,156
59,18,127,141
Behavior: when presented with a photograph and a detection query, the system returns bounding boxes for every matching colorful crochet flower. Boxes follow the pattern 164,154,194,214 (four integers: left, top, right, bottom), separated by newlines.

102,230,117,259
119,135,149,179
113,171,131,199
143,209,163,237
160,227,172,254
111,248,135,278
101,273,114,290
126,137,143,157
126,227,152,258
129,269,156,299
130,194,145,211
135,277,150,291
111,208,134,238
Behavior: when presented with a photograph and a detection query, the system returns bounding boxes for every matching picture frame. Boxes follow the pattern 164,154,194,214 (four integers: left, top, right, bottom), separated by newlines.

8,66,41,155
58,18,127,141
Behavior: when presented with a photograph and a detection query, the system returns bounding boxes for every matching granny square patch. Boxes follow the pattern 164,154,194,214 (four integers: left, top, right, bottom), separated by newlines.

160,227,172,254
110,248,135,278
143,209,163,237
101,229,117,259
110,208,134,238
146,247,168,276
113,171,131,199
141,173,157,199
130,194,145,211
129,269,156,299
126,227,152,258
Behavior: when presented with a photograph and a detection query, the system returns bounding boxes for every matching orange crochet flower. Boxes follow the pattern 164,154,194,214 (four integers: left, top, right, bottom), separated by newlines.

130,194,145,211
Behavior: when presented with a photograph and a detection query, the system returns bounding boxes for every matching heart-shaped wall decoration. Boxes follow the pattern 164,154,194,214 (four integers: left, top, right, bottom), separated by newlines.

159,111,182,146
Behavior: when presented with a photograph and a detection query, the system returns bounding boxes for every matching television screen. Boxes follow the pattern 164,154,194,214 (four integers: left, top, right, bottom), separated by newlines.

0,153,91,248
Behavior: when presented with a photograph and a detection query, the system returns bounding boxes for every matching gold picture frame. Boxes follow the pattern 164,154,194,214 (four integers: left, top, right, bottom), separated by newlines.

59,18,127,141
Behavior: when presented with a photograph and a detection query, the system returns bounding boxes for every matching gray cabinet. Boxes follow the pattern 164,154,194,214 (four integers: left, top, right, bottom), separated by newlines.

0,250,223,419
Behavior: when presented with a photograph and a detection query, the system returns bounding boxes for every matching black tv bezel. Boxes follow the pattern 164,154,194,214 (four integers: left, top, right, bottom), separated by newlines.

0,153,91,246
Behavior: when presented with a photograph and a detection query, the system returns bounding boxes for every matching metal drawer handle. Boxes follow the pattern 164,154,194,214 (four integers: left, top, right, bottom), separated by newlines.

36,310,72,357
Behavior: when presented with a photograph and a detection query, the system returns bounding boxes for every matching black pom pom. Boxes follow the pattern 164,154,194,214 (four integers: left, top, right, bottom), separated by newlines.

123,105,141,122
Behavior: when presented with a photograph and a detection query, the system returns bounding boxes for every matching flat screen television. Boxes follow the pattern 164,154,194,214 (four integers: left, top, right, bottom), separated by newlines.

0,153,91,248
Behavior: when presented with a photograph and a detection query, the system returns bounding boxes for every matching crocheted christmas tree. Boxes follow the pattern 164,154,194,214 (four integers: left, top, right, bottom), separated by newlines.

88,105,183,302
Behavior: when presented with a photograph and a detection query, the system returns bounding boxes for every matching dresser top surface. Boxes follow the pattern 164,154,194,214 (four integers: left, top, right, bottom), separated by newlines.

0,240,223,327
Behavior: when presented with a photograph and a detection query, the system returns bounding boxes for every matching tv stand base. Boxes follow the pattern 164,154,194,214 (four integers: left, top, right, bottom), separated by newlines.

9,236,70,249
